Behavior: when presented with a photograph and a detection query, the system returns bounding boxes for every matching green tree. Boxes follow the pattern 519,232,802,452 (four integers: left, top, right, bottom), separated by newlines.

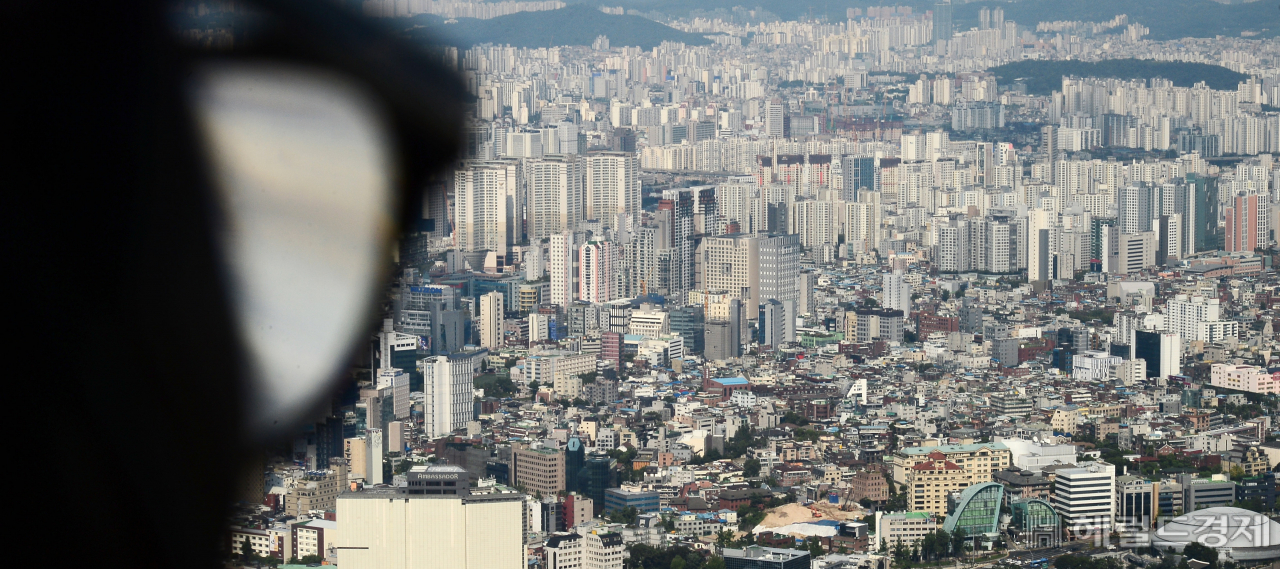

1183,543,1219,569
808,539,825,558
891,539,910,566
715,528,735,547
528,380,540,393
949,528,966,558
240,539,254,562
670,556,686,569
859,497,873,509
743,458,762,478
705,556,726,569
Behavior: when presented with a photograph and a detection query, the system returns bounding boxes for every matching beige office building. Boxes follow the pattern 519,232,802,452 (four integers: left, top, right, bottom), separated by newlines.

286,458,348,518
514,446,566,495
888,442,1011,487
338,465,524,569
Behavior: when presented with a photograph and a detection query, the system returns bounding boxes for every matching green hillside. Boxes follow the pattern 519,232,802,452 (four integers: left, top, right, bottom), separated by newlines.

401,5,713,49
989,59,1250,96
953,0,1278,41
561,0,1277,40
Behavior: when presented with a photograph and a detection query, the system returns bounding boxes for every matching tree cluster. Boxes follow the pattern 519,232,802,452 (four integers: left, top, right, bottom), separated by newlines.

626,544,723,569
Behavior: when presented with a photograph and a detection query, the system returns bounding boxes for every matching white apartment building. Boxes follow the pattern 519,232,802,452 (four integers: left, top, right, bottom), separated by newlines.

549,231,577,307
454,159,520,257
882,271,911,316
875,512,938,550
525,155,584,242
1165,295,1221,343
585,152,640,228
578,240,617,303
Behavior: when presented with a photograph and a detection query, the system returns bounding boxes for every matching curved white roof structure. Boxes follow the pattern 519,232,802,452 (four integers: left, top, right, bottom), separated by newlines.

1152,507,1280,561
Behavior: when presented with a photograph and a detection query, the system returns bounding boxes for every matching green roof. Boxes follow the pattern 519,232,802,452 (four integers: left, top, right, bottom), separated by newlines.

898,442,1008,455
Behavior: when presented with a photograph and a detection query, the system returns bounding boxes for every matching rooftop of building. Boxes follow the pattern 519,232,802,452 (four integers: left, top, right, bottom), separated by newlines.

897,442,1008,455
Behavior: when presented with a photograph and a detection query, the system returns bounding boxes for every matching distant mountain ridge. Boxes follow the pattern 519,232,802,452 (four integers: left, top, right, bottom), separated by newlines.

559,0,1277,40
988,59,1251,96
401,5,713,49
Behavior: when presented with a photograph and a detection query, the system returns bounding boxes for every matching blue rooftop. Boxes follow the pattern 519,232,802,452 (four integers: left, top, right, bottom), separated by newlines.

713,376,749,386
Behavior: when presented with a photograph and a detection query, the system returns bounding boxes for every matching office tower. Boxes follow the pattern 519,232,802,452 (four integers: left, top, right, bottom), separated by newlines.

549,231,576,307
479,291,504,349
658,190,695,302
1119,184,1156,234
764,99,784,138
848,308,905,343
506,131,543,158
1158,214,1183,264
704,320,739,361
1109,231,1157,274
454,160,521,265
882,272,911,316
515,446,566,495
396,284,469,365
367,428,384,484
564,436,585,492
1225,193,1268,252
1050,463,1115,534
758,234,802,304
841,156,876,202
575,452,617,515
932,1,952,43
795,272,816,316
701,233,797,312
421,348,485,439
670,306,705,354
1188,174,1220,253
557,121,580,154
337,466,524,569
1134,330,1181,380
758,299,796,349
585,152,639,230
578,240,618,303
378,318,421,381
525,155,584,243
376,367,411,420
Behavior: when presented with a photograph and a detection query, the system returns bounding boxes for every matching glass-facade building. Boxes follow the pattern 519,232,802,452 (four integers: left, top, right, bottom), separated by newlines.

944,482,1004,544
1010,498,1061,548
575,452,617,515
